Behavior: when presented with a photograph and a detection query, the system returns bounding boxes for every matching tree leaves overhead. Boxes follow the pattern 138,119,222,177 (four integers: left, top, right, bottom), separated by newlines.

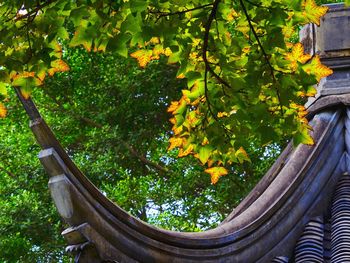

0,0,334,183
205,167,228,184
301,0,329,25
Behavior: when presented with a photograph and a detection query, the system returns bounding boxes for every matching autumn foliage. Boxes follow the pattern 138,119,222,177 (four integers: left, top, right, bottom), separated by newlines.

0,0,334,184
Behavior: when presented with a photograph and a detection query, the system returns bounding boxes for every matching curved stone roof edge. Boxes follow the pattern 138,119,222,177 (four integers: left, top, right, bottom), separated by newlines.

16,86,350,261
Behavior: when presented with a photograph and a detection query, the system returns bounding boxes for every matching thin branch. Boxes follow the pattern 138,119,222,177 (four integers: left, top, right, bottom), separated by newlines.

14,0,57,21
239,0,283,115
149,3,213,20
121,142,169,173
244,0,268,9
202,0,221,123
202,1,233,91
0,165,16,178
201,0,234,140
244,0,290,11
25,18,33,65
43,91,170,174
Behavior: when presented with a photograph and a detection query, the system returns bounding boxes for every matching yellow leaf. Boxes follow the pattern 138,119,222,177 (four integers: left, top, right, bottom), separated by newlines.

168,137,183,151
176,73,185,79
306,86,317,97
164,47,172,57
302,56,333,81
130,49,153,68
152,44,164,59
282,23,295,39
172,125,183,135
168,101,179,113
48,40,63,58
37,70,46,82
235,147,250,163
302,0,328,26
227,9,239,22
55,59,70,71
12,71,35,81
0,82,7,96
285,43,311,71
294,126,314,146
48,59,70,76
201,137,209,146
186,111,198,127
205,167,228,184
169,117,176,125
217,112,228,118
21,88,31,99
148,37,160,45
0,103,7,118
207,159,214,168
178,144,194,157
170,97,187,115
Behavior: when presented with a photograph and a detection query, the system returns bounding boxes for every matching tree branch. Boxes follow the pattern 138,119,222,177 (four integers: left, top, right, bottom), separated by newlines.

239,0,283,115
42,91,170,174
149,3,213,21
202,0,232,91
14,0,57,21
121,142,169,173
0,165,16,178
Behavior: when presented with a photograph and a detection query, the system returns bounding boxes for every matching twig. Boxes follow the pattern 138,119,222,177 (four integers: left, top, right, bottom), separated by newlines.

202,0,221,123
43,90,170,174
149,3,213,20
0,165,16,178
15,0,57,21
239,0,283,115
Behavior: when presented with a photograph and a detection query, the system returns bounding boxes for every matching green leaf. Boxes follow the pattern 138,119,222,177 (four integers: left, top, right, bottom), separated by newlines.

293,127,314,147
70,6,90,26
235,147,251,164
106,34,131,57
0,82,7,96
198,146,212,165
57,27,69,40
130,0,148,13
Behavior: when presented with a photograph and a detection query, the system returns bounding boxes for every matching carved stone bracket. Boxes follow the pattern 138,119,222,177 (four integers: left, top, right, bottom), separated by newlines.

63,224,102,263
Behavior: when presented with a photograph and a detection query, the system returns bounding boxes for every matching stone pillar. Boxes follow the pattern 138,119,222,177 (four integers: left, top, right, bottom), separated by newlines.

300,3,350,107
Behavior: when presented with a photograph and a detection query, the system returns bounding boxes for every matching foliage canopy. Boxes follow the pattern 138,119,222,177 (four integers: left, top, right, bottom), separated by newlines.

0,46,282,262
0,0,339,183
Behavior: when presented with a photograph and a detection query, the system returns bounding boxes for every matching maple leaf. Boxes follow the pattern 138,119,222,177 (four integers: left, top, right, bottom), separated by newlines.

12,71,35,81
0,103,7,118
37,70,46,82
168,137,183,151
152,45,164,59
282,23,295,40
130,50,153,68
227,9,239,22
302,0,328,26
48,59,70,76
172,125,183,135
285,43,311,71
302,56,333,81
205,167,228,184
168,101,179,113
235,147,250,163
217,112,229,118
176,73,185,79
178,144,194,157
294,125,314,146
164,47,172,57
11,72,43,99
